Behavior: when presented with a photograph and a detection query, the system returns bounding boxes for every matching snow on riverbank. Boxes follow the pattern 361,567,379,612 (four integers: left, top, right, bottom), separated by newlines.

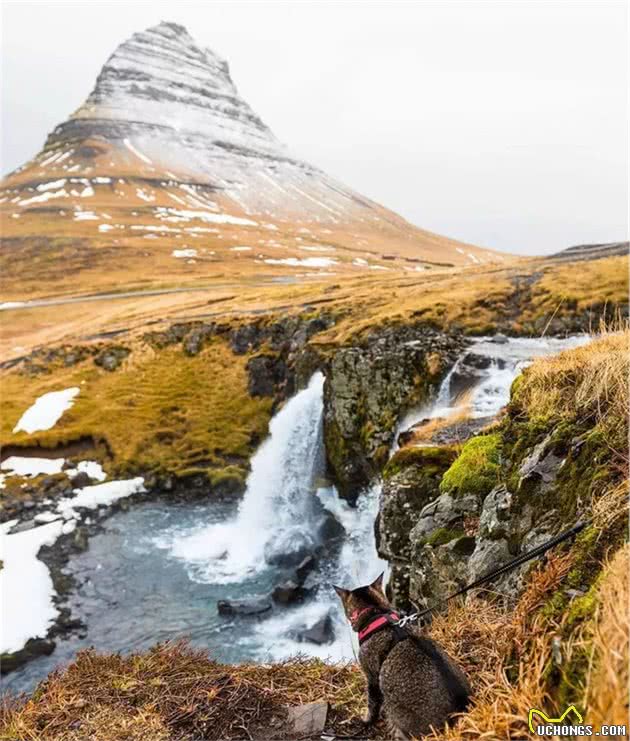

57,478,146,518
65,461,107,482
1,476,145,655
1,519,65,653
13,388,80,434
1,456,65,477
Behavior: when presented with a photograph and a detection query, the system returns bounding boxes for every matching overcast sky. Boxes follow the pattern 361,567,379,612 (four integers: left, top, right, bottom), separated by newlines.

1,1,628,255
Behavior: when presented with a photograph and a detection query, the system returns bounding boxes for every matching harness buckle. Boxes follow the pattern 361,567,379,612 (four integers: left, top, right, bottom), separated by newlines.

396,613,417,628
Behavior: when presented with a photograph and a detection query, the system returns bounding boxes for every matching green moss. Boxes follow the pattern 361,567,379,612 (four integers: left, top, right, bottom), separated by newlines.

207,467,247,493
555,649,590,712
566,580,600,628
384,445,458,480
439,433,502,498
540,590,567,621
426,527,464,547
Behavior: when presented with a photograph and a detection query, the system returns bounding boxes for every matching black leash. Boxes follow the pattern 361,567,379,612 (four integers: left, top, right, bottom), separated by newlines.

397,519,590,627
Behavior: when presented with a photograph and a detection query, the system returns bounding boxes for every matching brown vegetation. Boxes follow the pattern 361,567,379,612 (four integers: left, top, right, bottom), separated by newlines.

3,544,625,740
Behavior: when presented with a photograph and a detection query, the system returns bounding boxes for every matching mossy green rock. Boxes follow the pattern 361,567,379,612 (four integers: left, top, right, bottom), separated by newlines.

323,326,464,501
376,444,458,610
377,446,458,563
440,433,502,499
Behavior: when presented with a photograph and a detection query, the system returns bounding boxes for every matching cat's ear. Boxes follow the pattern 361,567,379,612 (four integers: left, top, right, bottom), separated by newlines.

369,572,385,593
333,584,349,600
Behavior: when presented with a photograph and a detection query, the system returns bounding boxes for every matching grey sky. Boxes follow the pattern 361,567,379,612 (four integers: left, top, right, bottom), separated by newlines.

1,1,628,255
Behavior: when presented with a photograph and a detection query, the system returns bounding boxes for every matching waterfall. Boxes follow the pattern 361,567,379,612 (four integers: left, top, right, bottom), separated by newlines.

161,370,384,662
395,334,591,438
168,372,327,584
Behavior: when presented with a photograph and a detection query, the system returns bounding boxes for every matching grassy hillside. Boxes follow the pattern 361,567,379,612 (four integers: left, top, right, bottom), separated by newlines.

1,338,273,495
1,256,627,503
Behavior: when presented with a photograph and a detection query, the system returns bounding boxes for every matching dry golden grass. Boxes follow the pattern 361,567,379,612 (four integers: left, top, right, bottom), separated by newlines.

591,480,629,533
0,339,272,481
2,253,627,364
530,255,629,318
0,644,369,741
583,545,629,728
425,551,576,741
514,328,629,439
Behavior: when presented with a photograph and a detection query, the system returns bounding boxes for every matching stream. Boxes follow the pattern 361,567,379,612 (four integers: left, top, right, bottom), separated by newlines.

2,335,588,695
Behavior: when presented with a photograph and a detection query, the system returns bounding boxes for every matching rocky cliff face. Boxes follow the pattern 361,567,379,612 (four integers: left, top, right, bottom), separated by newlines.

49,23,279,158
322,326,465,500
377,334,627,619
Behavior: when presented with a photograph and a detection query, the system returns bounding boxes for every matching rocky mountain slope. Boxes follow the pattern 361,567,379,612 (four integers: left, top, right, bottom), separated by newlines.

549,241,629,262
0,22,500,301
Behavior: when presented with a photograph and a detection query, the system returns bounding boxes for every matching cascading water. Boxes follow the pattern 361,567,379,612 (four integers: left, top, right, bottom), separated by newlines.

161,370,384,662
396,335,590,438
165,372,328,584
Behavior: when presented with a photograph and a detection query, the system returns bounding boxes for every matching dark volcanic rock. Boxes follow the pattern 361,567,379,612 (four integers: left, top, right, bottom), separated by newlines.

9,519,37,534
317,511,346,544
230,323,264,355
272,580,304,604
323,325,466,501
1,637,56,674
265,538,314,568
217,597,272,616
94,346,130,371
295,555,317,584
246,354,288,397
297,614,335,645
183,324,215,356
70,471,92,489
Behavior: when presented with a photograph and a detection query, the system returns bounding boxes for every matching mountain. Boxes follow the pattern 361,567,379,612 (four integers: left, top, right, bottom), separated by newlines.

549,241,629,262
0,22,502,299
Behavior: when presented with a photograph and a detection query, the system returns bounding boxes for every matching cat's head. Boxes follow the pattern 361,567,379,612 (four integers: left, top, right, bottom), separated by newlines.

333,573,391,629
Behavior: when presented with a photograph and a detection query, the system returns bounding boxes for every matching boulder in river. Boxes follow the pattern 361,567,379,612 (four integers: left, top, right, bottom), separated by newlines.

317,511,346,545
297,614,335,645
264,533,314,568
272,579,304,605
295,555,316,584
217,597,272,616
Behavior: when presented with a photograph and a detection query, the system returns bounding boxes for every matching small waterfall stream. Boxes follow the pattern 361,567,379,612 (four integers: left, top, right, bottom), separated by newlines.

160,370,384,663
165,372,328,585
